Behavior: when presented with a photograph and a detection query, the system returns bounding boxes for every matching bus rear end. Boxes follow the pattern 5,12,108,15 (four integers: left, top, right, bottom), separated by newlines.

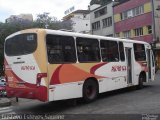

4,29,48,102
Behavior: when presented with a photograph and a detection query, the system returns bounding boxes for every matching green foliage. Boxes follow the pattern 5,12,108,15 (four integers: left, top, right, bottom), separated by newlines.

0,13,72,75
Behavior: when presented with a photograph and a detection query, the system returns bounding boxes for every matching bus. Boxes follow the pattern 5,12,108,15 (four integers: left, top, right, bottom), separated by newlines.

4,29,155,102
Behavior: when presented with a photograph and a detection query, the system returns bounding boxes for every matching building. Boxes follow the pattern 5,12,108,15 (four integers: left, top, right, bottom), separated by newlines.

89,0,160,68
6,14,33,23
153,0,160,68
63,10,90,34
113,0,160,68
90,1,114,36
114,0,153,42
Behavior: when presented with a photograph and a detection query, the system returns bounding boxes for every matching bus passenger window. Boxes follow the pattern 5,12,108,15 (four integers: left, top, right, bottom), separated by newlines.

46,35,76,64
76,37,100,62
133,43,146,61
100,40,119,62
119,42,125,61
5,33,37,56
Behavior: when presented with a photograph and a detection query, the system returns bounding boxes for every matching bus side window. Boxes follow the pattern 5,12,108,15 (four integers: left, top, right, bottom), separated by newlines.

100,40,119,62
46,34,76,64
119,42,125,61
133,43,146,61
76,37,100,62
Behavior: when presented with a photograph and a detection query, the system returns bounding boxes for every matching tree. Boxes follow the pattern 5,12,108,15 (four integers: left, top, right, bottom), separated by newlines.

35,12,58,28
35,12,72,30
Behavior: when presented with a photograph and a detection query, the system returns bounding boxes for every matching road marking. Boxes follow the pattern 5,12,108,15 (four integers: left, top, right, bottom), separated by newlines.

0,107,11,110
0,107,15,114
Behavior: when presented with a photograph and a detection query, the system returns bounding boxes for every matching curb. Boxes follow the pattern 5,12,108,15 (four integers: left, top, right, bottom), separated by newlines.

0,98,11,107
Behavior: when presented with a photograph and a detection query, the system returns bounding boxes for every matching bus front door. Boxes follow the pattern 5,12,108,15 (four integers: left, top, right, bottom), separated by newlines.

125,48,132,84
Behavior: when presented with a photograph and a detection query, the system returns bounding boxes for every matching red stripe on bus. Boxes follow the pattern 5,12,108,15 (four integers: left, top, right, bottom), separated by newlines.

90,62,108,74
50,65,62,85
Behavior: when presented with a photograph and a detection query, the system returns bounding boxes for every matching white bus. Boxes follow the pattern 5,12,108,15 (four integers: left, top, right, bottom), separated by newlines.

4,29,155,102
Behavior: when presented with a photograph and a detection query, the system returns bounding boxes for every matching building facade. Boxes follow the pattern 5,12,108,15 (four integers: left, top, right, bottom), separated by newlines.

63,10,91,34
153,0,160,68
90,1,114,36
114,0,153,42
113,0,160,68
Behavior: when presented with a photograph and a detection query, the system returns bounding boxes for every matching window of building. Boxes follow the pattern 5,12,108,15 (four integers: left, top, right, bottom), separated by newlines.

127,10,133,18
135,5,144,15
119,42,125,61
76,37,100,62
121,5,144,20
92,21,100,30
123,30,131,38
100,40,119,62
46,35,76,64
137,6,144,15
134,27,143,36
115,33,120,37
120,11,127,20
94,7,107,18
148,25,152,34
133,43,146,61
102,17,112,28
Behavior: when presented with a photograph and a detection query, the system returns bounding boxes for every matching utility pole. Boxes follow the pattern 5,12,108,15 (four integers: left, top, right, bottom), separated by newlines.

151,0,156,42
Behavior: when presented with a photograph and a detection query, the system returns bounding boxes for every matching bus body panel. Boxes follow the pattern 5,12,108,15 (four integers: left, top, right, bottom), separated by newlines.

48,61,141,101
5,29,48,102
4,29,155,102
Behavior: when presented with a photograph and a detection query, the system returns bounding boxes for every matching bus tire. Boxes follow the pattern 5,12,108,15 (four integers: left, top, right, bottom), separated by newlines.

137,73,146,89
83,79,98,103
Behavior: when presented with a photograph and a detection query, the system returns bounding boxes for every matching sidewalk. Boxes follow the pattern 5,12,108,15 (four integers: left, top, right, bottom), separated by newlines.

0,98,11,107
156,70,160,74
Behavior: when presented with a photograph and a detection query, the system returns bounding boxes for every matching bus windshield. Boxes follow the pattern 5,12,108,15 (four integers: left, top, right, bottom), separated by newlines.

5,33,37,56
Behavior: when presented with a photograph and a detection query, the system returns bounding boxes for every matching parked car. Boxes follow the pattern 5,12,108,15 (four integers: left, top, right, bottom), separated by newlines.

0,77,7,97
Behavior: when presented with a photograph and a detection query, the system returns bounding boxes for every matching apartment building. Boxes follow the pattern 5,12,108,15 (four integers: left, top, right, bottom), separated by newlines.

63,10,90,34
113,0,160,68
90,1,114,36
114,0,153,42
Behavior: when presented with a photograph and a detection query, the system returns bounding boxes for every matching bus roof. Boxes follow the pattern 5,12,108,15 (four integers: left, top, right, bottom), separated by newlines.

6,28,150,45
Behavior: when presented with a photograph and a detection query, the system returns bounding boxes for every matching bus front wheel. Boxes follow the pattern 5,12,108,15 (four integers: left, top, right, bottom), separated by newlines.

83,79,98,103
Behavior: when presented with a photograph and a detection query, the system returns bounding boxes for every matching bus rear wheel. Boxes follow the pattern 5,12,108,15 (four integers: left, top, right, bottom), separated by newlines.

83,79,98,103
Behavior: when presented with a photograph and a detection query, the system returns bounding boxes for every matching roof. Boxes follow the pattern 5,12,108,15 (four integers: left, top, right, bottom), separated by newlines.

113,0,130,7
90,1,113,12
72,10,90,14
6,28,149,46
63,10,90,20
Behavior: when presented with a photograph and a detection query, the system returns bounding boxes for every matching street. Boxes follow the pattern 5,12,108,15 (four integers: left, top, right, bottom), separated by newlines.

0,71,160,116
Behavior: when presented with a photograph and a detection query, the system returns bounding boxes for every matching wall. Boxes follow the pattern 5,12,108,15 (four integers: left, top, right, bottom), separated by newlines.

71,13,91,33
90,2,114,36
114,0,153,43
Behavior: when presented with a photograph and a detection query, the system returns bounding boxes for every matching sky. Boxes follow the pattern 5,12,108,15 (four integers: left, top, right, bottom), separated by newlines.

0,0,91,22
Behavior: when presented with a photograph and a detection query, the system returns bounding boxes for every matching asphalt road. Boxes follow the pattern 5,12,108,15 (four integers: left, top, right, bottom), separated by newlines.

1,71,160,119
